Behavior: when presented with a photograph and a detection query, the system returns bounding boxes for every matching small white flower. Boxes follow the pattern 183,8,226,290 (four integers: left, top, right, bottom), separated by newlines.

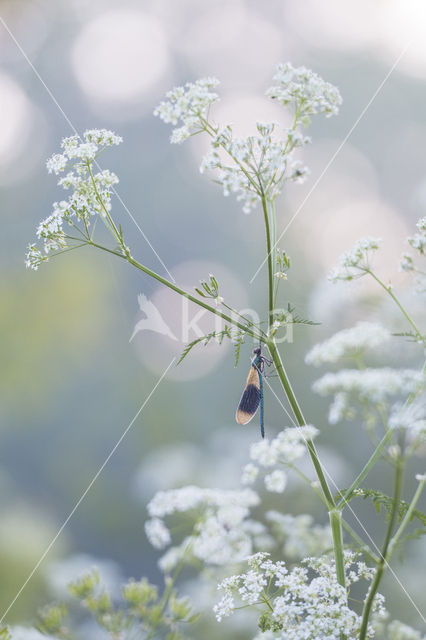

158,541,188,574
154,77,220,144
25,244,48,270
213,592,235,621
313,369,424,423
329,237,381,282
267,62,342,123
305,322,390,367
264,469,287,493
389,396,426,437
241,462,259,485
266,511,332,559
388,619,423,640
46,153,67,174
250,439,278,467
400,253,414,272
144,517,171,550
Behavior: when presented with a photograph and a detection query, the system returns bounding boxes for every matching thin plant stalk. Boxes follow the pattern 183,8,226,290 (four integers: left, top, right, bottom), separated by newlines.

359,450,404,640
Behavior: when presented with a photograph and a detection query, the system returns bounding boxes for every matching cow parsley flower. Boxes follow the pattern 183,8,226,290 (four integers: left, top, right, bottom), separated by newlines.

389,396,426,449
214,552,384,639
147,486,259,518
250,425,319,468
409,216,426,254
267,62,342,125
329,237,382,282
144,518,171,550
156,64,340,213
146,486,263,570
387,619,425,640
241,463,259,485
25,244,49,271
264,469,287,493
200,121,310,213
153,77,220,144
313,368,424,424
305,322,391,367
400,217,426,293
26,129,122,270
266,512,332,560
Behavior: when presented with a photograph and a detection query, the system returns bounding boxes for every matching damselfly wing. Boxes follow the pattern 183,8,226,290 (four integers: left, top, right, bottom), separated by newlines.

236,347,265,437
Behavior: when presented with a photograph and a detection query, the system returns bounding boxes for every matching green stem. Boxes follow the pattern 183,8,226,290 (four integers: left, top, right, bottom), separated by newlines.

329,509,346,588
388,475,426,560
88,241,263,341
261,196,275,330
288,461,377,562
366,269,424,343
267,339,346,589
337,430,395,510
87,163,122,243
359,452,404,640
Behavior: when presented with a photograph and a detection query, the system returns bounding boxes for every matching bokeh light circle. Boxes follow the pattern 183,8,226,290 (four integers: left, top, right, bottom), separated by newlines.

132,260,248,381
71,10,170,108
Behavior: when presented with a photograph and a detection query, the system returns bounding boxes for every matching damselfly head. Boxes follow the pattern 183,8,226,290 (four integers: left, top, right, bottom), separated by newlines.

253,347,261,356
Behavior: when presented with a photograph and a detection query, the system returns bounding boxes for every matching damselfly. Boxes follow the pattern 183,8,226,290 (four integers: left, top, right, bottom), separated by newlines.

236,346,272,438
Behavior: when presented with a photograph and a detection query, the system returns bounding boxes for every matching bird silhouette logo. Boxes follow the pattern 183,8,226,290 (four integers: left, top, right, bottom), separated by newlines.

129,294,178,343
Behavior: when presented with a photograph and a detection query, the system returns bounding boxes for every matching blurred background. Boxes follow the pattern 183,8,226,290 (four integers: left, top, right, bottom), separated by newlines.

1,0,426,635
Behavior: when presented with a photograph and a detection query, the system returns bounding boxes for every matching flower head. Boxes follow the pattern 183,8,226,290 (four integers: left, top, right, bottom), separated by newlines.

214,552,383,639
329,237,381,282
26,129,122,269
267,62,342,125
305,322,391,367
154,77,220,144
313,368,424,424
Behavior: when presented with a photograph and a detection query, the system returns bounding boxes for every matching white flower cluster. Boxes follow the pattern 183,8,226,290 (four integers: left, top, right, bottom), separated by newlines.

156,64,340,213
387,619,426,640
408,216,426,254
247,425,318,469
313,368,425,424
329,237,382,283
267,62,342,125
241,426,318,493
153,77,220,144
400,217,426,293
305,322,391,367
389,396,426,442
145,486,269,571
144,517,171,550
266,511,332,560
26,129,122,270
214,551,384,639
200,122,310,213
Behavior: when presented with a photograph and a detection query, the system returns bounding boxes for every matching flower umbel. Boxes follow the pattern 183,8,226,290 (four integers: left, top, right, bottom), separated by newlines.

155,63,341,213
26,129,122,270
214,552,383,639
329,237,382,282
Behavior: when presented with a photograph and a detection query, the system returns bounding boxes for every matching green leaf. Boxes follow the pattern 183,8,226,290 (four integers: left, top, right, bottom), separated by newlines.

273,303,319,327
336,488,426,526
177,327,234,365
